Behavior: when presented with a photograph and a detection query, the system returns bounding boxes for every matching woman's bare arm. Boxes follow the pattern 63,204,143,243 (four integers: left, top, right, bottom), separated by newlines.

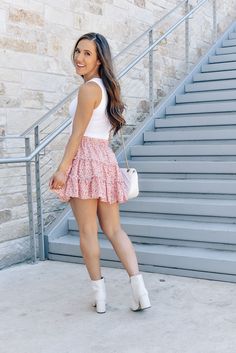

49,82,100,189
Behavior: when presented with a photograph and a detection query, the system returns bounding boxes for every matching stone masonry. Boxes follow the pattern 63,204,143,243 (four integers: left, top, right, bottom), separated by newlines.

0,0,236,269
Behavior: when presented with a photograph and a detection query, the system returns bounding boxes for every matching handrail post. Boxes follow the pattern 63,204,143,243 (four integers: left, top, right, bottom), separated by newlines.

25,137,37,263
185,0,190,73
212,0,217,42
34,126,45,260
149,29,154,116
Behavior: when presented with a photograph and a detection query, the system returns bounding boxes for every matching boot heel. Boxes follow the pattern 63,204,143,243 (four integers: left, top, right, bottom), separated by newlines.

91,277,107,314
129,273,151,311
96,300,106,314
139,294,151,310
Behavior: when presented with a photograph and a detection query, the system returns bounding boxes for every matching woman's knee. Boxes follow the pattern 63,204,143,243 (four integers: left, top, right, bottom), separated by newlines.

100,224,122,240
79,222,98,237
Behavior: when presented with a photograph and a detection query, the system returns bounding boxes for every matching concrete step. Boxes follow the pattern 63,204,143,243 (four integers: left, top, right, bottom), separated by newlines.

48,235,236,281
193,70,236,82
223,38,236,47
144,128,236,142
209,53,236,63
166,101,236,115
138,178,236,195
130,143,236,158
154,115,236,128
176,90,236,103
216,46,236,55
202,62,236,72
185,80,236,92
119,196,236,219
119,160,236,175
229,32,236,39
68,216,236,246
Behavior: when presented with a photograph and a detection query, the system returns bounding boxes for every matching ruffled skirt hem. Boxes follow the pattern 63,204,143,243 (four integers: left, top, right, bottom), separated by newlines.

50,136,128,204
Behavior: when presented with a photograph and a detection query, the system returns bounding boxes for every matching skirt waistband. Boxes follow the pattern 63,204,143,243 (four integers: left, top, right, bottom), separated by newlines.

82,135,109,145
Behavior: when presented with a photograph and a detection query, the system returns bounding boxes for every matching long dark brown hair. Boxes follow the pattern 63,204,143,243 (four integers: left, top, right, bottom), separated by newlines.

72,32,126,136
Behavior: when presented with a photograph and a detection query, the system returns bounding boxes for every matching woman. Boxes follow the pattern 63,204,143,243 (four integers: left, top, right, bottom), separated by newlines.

49,32,151,314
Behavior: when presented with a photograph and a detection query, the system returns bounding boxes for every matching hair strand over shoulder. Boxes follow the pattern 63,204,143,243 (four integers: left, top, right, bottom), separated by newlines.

72,32,126,136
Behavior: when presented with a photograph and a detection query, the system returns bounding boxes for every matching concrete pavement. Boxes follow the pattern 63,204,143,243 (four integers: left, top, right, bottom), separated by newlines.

1,260,236,353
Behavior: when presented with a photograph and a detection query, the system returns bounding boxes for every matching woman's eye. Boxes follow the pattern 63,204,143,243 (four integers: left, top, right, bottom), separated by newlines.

86,52,91,56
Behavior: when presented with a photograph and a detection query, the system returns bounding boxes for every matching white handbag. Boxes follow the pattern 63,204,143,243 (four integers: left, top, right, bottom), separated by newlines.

119,129,139,200
120,167,139,199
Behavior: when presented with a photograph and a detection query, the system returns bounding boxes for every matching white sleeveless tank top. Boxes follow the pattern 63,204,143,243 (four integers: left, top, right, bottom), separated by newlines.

69,77,112,140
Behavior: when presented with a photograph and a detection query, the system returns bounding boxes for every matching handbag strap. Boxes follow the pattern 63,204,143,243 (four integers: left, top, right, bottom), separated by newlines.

119,127,130,170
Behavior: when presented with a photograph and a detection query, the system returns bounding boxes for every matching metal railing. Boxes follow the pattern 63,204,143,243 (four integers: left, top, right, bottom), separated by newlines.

19,0,188,139
0,0,218,263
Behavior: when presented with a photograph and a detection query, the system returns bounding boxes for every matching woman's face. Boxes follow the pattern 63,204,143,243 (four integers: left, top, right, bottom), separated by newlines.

73,39,101,80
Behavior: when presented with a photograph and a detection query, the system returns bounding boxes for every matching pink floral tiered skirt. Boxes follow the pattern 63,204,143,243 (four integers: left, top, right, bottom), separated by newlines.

52,136,128,204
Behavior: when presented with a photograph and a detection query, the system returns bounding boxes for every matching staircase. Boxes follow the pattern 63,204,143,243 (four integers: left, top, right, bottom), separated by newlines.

45,23,236,283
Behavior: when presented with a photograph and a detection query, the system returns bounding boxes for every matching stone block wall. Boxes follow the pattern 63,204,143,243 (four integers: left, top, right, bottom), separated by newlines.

0,0,182,136
0,0,236,269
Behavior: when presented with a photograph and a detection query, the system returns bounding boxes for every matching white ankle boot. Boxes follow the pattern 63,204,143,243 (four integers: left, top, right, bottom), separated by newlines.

91,276,106,314
129,273,151,311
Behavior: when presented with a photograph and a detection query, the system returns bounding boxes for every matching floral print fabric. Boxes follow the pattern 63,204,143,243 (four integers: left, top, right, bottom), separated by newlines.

51,136,128,204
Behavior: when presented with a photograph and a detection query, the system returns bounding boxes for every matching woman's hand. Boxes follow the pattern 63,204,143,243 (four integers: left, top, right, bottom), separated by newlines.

49,170,67,190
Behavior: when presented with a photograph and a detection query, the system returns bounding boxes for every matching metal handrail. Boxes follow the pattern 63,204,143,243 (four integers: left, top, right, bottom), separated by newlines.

2,0,189,140
20,89,78,137
0,0,218,264
114,0,187,58
118,0,208,79
1,0,211,160
0,117,71,164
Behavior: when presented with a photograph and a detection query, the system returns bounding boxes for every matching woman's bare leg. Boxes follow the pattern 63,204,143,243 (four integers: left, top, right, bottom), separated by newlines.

69,198,102,280
97,200,139,277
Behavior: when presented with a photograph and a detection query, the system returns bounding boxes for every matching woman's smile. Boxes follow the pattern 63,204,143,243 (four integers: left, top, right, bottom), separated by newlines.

76,63,86,68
